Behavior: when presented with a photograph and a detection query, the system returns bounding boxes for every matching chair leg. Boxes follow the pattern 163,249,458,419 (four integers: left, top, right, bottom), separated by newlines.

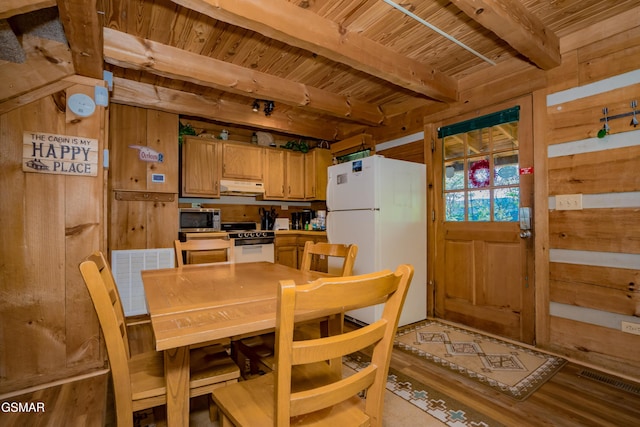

208,394,219,423
220,412,233,427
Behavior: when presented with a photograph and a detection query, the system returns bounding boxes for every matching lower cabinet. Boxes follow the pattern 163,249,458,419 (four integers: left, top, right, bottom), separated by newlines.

275,236,298,269
275,233,327,271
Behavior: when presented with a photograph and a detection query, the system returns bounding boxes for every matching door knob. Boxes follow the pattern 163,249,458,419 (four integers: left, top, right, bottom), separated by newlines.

519,230,532,239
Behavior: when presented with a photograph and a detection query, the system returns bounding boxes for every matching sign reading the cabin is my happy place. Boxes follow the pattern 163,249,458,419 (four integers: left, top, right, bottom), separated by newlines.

22,131,98,177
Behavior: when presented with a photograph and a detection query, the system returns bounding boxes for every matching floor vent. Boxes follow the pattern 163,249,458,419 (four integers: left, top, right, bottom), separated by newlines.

578,369,640,395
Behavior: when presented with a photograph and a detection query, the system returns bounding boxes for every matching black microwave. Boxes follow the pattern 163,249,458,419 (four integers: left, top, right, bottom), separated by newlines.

179,208,221,232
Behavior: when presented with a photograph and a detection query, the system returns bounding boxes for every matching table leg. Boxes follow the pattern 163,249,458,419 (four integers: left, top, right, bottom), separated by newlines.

165,346,190,426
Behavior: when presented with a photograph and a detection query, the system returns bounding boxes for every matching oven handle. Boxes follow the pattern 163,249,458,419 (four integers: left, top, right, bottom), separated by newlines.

233,239,275,246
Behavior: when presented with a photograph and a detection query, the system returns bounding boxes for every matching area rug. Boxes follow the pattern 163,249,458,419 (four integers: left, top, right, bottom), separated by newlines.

344,353,503,427
394,320,566,401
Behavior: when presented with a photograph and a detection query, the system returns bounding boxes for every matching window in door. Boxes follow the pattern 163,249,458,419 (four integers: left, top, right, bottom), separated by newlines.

440,107,520,222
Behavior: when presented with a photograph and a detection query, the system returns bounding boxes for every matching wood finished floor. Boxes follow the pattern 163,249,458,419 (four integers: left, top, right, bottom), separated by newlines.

2,319,639,426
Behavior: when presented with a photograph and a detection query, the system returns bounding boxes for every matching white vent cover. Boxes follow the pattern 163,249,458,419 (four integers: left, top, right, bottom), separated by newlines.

111,249,175,316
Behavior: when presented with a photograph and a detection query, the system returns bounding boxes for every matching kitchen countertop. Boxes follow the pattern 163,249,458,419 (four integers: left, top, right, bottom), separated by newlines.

274,230,326,235
180,230,325,237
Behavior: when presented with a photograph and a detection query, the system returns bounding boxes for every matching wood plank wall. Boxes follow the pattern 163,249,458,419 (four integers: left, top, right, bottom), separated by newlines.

415,18,640,378
108,104,179,251
542,67,640,377
0,83,107,394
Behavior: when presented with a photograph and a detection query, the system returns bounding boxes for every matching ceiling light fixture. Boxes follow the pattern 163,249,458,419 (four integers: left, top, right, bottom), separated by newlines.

263,100,275,117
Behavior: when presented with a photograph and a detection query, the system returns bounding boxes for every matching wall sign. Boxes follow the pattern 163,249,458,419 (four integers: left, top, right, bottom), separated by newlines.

22,131,98,176
129,145,164,162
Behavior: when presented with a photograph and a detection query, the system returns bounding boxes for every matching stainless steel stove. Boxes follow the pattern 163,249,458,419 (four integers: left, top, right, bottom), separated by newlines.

222,222,275,263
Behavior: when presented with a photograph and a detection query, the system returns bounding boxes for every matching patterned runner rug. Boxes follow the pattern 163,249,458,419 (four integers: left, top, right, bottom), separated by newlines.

395,319,567,401
344,352,504,427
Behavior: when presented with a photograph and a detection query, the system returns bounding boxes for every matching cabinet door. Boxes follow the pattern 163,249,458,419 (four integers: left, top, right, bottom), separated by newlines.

286,151,305,199
222,142,264,180
304,149,332,200
181,137,221,197
263,148,286,199
276,245,298,268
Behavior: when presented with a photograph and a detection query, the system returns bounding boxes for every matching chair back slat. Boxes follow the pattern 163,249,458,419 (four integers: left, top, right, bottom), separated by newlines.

274,264,413,426
174,238,235,267
291,322,386,366
299,241,358,276
79,251,134,425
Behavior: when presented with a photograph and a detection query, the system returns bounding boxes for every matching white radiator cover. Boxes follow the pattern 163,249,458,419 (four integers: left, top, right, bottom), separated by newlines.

111,248,175,316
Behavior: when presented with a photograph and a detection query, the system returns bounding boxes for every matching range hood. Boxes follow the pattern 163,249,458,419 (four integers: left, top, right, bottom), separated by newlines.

220,179,265,195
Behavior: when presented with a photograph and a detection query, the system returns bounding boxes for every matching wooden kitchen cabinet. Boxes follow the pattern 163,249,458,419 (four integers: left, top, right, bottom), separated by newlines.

275,235,298,268
286,151,305,200
181,136,221,197
304,149,332,200
222,141,264,180
263,148,286,199
275,233,327,270
264,148,305,200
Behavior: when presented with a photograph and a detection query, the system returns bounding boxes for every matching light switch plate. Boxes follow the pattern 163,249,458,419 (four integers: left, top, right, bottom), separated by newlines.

556,194,582,210
95,86,109,106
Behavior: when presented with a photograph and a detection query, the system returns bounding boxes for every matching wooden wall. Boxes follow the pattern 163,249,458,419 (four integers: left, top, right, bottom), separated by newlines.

538,46,640,376
0,83,107,394
415,16,640,378
108,104,179,251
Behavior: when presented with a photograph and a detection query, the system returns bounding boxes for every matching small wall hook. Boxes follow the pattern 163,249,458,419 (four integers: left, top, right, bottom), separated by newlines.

598,107,609,138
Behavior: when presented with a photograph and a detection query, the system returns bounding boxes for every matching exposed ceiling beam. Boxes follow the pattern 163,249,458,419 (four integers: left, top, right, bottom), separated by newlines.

451,0,560,70
0,0,56,19
56,0,103,79
110,77,341,141
103,28,384,126
170,0,458,103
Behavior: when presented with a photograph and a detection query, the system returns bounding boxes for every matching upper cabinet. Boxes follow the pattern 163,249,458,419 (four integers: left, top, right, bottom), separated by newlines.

286,151,305,200
304,149,332,200
180,139,331,201
221,142,263,181
181,136,221,198
263,148,286,199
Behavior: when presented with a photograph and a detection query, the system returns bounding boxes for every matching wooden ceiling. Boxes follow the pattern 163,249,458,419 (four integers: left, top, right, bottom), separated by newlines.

1,0,638,142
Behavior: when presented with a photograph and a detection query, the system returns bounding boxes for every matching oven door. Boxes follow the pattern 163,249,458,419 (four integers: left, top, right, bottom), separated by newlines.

233,243,275,263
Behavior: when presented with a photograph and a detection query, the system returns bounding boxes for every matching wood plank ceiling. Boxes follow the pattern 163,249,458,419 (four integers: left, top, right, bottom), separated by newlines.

1,0,637,142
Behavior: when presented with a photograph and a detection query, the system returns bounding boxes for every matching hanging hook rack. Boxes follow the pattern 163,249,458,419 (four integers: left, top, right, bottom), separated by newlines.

598,100,639,124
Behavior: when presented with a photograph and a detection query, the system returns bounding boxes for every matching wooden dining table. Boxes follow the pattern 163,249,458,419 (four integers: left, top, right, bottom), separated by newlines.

141,261,329,427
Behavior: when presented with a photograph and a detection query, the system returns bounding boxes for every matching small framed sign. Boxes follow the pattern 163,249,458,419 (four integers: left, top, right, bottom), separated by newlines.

22,131,99,176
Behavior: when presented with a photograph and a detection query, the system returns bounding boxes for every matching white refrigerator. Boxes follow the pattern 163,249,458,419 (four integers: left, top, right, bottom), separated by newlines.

326,155,427,327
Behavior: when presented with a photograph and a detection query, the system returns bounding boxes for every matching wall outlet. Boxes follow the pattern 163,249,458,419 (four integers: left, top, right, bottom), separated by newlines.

621,321,640,336
556,194,583,210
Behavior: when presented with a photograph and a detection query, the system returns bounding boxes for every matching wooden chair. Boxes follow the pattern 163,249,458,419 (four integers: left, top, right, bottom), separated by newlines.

234,243,359,377
174,238,235,267
213,264,413,426
300,241,358,277
79,251,240,427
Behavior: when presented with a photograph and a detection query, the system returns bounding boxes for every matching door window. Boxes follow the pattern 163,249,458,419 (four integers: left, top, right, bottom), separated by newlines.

441,108,520,222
